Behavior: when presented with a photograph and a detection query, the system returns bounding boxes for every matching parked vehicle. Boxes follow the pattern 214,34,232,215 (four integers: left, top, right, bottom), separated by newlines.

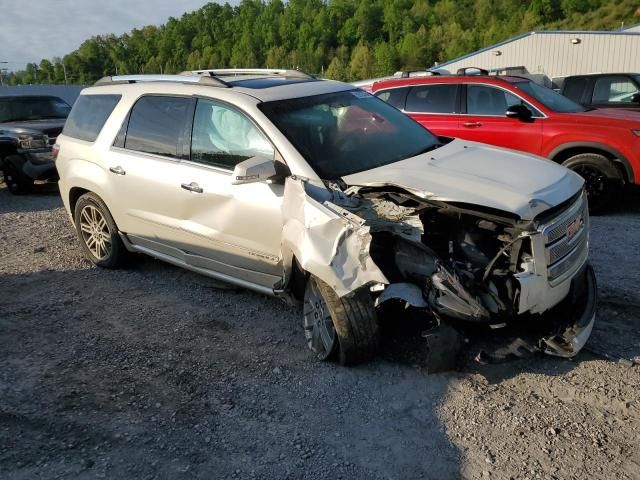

0,95,71,193
55,70,596,365
371,74,640,212
560,73,640,111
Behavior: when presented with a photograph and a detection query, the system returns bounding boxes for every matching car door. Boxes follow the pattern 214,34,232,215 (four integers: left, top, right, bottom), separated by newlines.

173,97,284,288
401,83,461,137
458,83,543,155
106,94,198,258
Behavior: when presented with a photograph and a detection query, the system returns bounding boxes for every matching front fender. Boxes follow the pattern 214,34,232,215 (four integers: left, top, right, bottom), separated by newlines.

280,178,388,297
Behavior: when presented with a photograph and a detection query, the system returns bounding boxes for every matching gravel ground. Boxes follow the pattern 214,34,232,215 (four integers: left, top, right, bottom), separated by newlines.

1,181,639,480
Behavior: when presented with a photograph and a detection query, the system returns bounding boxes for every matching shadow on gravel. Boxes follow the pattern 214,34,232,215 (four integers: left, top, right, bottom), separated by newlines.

0,266,461,480
0,181,62,214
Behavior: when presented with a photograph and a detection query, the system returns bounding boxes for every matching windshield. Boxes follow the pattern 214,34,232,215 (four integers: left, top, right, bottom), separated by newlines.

0,96,71,123
259,90,439,179
511,81,586,113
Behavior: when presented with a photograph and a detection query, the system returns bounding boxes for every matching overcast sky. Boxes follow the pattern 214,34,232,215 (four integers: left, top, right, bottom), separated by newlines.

0,0,239,70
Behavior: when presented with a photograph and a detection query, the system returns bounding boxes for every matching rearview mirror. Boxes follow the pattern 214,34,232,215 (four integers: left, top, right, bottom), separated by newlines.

630,93,640,104
506,104,533,121
232,155,277,185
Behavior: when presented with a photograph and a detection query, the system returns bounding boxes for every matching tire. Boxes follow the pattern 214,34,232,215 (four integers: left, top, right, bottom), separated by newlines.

3,155,33,195
74,192,127,268
303,276,379,366
561,153,621,214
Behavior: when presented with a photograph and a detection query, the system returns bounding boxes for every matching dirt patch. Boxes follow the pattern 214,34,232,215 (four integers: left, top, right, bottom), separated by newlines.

1,182,639,479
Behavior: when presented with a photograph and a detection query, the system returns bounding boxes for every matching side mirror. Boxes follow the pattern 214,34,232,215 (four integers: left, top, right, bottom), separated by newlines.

506,104,533,121
232,155,278,185
630,93,640,104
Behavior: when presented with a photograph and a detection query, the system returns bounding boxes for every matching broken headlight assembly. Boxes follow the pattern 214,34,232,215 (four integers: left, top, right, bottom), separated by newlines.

18,134,49,150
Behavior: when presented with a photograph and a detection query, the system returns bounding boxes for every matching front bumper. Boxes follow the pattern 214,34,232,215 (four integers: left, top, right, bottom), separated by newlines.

16,150,57,180
477,262,597,362
539,262,597,357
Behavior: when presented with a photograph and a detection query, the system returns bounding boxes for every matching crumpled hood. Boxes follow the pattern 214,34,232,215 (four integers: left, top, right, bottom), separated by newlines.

342,139,584,221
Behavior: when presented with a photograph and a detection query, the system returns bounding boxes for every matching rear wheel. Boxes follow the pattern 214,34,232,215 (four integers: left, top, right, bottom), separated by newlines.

561,153,621,214
303,276,379,365
3,155,33,194
74,193,127,268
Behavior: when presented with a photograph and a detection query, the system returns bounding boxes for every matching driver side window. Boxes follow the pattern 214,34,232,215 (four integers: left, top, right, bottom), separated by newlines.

466,85,541,117
191,99,274,170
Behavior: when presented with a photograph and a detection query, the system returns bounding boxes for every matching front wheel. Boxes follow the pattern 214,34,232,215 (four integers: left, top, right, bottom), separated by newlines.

561,153,621,214
303,276,379,366
74,193,127,268
3,155,33,194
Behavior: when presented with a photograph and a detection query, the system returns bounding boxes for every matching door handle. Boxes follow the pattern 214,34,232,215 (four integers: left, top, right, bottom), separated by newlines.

109,166,126,175
463,122,482,128
181,182,203,193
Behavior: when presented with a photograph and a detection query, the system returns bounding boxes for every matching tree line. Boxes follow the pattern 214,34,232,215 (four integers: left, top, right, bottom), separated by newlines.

5,0,639,85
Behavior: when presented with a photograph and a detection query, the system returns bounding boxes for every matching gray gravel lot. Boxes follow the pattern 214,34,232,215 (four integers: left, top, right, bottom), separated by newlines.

1,181,639,480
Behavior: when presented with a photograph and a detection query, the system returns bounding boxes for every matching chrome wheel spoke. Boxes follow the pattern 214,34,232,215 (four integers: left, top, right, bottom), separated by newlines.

79,204,112,260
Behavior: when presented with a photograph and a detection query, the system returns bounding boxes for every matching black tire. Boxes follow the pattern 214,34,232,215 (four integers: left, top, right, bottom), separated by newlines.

74,192,127,268
3,155,33,195
303,276,379,366
561,153,621,214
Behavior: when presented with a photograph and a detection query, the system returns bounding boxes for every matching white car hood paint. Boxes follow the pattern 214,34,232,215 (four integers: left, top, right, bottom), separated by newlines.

342,139,584,221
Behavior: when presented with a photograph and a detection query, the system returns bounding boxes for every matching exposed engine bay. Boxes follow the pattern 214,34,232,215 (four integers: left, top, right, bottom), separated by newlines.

310,182,596,362
330,186,532,323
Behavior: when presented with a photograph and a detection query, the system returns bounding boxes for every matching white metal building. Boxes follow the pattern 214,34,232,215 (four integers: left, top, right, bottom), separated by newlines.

432,29,640,85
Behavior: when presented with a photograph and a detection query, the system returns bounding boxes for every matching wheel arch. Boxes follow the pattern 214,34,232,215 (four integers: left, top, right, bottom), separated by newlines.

548,142,634,183
69,186,91,215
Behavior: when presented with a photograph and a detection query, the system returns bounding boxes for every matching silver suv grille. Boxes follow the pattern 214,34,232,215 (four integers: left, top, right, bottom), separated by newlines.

542,193,589,285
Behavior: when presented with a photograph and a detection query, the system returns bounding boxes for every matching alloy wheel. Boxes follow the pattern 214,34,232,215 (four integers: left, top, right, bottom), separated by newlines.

79,205,112,260
303,279,337,360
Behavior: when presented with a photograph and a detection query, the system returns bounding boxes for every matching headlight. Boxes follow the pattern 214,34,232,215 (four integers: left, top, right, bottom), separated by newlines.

18,134,49,150
632,129,640,138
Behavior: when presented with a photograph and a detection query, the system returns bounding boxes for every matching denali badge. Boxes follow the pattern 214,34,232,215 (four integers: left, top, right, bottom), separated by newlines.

566,215,583,242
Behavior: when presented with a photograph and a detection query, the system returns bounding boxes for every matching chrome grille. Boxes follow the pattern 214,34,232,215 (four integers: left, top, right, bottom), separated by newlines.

542,193,589,285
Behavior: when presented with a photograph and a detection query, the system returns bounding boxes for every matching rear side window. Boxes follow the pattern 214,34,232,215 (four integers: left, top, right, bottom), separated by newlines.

405,84,457,113
62,94,121,142
124,96,193,159
375,88,408,109
562,77,587,103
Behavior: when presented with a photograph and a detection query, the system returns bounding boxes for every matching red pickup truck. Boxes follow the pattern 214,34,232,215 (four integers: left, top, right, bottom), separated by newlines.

371,75,640,211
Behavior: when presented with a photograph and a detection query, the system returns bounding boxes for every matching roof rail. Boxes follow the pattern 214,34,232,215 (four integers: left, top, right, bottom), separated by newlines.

183,68,313,79
94,74,230,87
456,67,489,76
399,69,442,78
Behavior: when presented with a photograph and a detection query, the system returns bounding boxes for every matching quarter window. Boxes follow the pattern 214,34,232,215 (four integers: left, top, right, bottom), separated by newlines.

190,99,273,170
63,95,120,142
124,96,193,158
405,84,457,113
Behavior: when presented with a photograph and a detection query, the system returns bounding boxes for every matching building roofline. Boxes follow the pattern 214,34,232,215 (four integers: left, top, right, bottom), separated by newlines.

432,29,640,70
621,22,640,31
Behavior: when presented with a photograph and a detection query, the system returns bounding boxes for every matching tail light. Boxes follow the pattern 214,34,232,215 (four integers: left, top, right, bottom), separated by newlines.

52,143,60,161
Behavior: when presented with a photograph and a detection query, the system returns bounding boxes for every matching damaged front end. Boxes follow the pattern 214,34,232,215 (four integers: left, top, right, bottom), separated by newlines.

281,177,596,361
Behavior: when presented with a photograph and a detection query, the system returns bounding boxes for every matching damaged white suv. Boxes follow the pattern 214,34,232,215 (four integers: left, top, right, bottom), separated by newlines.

55,69,597,365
